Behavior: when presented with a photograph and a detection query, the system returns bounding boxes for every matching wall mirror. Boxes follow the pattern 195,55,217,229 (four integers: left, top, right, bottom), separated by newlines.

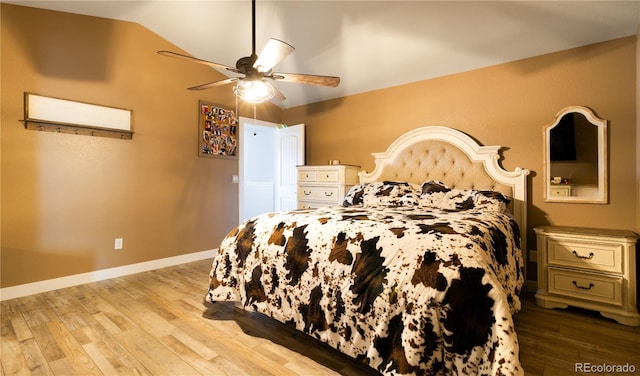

543,106,607,203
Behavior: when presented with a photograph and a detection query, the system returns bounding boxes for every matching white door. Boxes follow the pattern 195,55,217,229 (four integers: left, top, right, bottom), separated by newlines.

239,120,275,223
239,118,305,223
275,124,305,211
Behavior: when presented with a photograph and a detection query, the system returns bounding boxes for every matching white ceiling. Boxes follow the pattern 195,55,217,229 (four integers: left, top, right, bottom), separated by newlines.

6,1,640,108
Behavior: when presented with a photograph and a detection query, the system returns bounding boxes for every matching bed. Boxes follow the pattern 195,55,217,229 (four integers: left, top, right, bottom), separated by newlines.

206,126,530,375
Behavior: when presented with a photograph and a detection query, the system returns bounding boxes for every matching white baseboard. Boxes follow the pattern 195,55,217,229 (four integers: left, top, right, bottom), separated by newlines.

0,249,217,301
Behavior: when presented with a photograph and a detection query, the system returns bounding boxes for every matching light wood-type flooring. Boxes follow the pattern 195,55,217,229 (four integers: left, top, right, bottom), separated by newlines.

2,259,639,375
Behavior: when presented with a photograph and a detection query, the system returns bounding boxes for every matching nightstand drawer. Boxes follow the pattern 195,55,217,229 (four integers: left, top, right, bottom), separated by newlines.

548,268,622,306
298,187,340,202
548,239,623,274
549,185,571,197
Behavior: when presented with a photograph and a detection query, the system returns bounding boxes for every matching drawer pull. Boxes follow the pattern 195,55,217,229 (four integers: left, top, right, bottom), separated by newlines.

572,250,594,260
324,192,334,197
303,191,311,196
572,281,595,290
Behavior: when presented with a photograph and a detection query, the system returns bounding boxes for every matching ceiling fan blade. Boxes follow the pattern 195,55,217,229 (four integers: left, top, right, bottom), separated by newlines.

158,50,240,74
270,72,340,87
253,39,295,73
188,77,238,91
268,82,286,102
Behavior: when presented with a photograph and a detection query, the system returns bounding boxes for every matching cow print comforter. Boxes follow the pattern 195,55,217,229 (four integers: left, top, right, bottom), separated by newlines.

206,192,524,375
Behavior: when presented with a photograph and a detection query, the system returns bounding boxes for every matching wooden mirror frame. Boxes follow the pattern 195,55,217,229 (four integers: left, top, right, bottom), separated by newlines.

543,106,608,204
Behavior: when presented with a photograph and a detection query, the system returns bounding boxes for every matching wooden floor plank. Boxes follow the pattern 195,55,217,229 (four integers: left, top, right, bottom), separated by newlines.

46,320,101,376
0,320,30,376
81,320,151,376
81,343,119,375
9,316,32,343
20,337,53,376
46,358,75,376
157,334,227,375
113,328,199,376
2,259,639,376
169,330,218,360
25,324,65,364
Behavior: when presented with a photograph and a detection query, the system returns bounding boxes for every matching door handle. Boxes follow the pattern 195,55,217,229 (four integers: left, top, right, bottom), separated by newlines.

572,251,594,260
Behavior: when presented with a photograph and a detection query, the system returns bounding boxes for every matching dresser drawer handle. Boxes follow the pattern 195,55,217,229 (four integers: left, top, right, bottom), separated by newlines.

303,191,311,196
324,192,334,197
572,281,595,290
572,250,594,260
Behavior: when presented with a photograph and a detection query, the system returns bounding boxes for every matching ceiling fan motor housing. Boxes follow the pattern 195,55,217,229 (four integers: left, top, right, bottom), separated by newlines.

236,54,262,80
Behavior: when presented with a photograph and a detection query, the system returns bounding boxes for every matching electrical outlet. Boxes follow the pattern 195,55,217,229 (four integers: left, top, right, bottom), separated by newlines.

114,238,123,250
232,175,239,184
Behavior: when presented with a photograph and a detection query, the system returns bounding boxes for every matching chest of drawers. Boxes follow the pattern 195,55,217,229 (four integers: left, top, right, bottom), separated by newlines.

297,165,360,209
534,226,639,326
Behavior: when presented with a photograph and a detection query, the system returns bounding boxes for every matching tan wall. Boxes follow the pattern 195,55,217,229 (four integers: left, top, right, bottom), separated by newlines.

284,36,638,251
0,4,283,288
1,4,637,289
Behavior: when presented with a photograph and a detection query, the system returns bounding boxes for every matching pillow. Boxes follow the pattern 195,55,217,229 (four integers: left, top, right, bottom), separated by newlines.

344,182,418,207
420,189,476,210
472,190,511,213
418,181,452,208
342,183,368,206
363,181,419,207
342,181,421,208
418,180,511,213
420,180,450,194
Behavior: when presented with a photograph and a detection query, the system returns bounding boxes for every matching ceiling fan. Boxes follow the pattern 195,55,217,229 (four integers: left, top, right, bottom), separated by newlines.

158,0,340,103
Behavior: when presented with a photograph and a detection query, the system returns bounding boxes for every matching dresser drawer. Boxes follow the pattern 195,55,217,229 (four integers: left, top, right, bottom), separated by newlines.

547,238,623,274
548,268,622,306
297,165,360,185
297,169,341,183
298,170,317,182
298,186,340,203
298,202,323,209
317,170,339,182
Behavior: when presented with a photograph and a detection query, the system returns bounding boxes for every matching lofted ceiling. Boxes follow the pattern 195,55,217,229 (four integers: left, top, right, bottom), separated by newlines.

5,1,640,108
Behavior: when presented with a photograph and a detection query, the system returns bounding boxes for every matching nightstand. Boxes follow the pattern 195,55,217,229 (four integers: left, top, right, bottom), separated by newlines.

534,226,639,326
297,165,360,209
549,184,572,197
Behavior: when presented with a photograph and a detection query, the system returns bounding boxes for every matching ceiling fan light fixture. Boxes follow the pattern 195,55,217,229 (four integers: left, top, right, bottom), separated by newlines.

233,79,275,103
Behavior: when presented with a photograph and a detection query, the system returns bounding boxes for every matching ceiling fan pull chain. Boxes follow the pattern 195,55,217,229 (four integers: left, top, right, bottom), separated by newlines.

235,92,239,123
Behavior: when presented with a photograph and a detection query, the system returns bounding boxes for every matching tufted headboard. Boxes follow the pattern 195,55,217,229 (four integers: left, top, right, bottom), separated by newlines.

365,139,513,196
359,126,531,278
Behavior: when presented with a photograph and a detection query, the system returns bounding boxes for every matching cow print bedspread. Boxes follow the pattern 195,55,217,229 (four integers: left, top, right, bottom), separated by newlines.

206,204,524,375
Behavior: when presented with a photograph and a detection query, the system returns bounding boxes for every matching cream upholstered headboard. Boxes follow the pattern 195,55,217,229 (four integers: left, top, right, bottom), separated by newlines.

359,126,530,278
